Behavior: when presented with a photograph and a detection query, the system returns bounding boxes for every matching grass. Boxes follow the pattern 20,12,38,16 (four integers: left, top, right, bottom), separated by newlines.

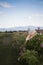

0,31,27,65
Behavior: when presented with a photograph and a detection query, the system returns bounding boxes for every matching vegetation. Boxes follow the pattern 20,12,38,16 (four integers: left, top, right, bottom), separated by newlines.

0,32,27,65
19,50,39,65
20,34,43,65
0,32,43,65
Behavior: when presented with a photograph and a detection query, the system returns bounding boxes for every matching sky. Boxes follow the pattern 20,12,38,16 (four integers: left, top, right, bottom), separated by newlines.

0,0,43,28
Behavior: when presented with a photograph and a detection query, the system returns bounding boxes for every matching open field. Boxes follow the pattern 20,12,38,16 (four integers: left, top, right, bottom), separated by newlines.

0,31,43,65
0,31,27,65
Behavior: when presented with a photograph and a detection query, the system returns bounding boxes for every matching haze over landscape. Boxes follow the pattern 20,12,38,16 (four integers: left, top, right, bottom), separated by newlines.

0,0,43,28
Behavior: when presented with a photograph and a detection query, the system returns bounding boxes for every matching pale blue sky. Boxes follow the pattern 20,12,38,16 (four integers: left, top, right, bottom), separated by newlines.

0,0,43,28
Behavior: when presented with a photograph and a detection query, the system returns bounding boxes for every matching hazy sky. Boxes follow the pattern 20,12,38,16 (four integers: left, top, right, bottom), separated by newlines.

0,0,43,28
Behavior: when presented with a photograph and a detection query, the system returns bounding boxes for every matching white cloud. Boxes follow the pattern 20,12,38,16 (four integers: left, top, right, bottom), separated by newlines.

0,2,15,8
28,16,32,20
0,11,7,16
0,11,4,15
32,14,43,17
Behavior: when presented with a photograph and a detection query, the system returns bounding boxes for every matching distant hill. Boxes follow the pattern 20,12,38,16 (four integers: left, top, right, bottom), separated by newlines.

0,26,43,32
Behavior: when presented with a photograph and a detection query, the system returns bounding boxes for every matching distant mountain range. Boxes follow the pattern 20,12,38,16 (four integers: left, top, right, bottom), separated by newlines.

0,26,43,32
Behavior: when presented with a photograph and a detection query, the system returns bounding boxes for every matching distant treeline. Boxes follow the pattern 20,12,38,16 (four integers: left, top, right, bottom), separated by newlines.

0,30,28,33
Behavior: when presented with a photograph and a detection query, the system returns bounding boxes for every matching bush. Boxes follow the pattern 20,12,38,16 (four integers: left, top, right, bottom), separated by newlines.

19,50,39,65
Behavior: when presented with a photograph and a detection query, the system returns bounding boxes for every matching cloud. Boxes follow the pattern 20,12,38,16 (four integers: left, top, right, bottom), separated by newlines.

0,2,15,8
31,14,43,17
28,16,32,20
0,11,7,16
0,11,4,15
